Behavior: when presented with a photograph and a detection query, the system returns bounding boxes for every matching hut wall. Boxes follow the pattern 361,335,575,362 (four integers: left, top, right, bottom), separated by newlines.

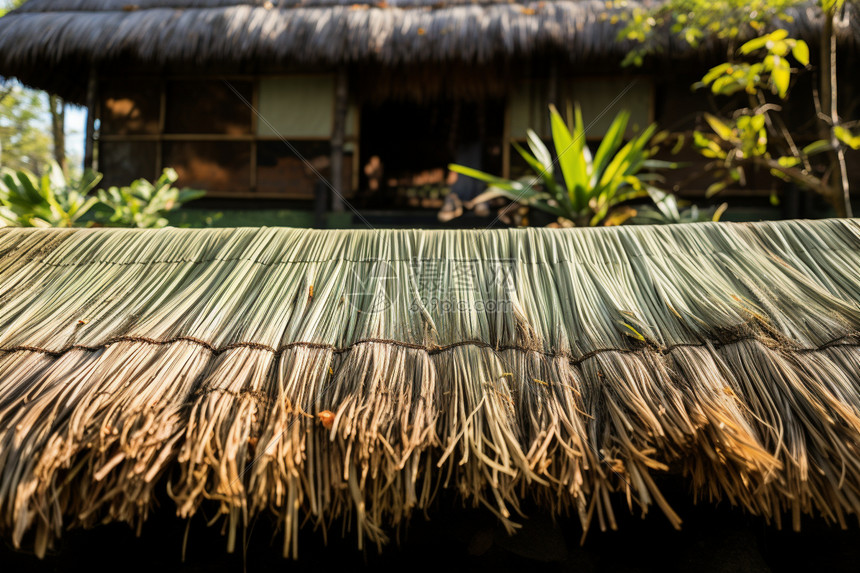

94,63,858,208
507,76,655,141
97,75,357,198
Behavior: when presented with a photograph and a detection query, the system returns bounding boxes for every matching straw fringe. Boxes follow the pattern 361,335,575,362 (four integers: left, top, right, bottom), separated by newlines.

1,220,860,556
2,1,859,102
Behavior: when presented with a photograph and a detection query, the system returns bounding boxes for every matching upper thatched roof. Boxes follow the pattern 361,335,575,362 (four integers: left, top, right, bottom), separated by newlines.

1,219,860,557
1,0,858,101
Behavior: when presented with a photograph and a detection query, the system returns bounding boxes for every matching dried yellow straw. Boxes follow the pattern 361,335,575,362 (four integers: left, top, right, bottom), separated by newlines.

1,219,860,557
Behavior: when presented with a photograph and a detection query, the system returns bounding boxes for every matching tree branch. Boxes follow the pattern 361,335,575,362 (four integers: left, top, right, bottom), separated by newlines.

755,156,828,196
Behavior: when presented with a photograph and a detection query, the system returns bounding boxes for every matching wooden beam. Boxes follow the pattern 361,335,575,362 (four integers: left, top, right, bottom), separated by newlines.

100,133,257,142
502,97,511,179
329,66,348,213
84,67,98,170
249,78,259,192
155,80,166,177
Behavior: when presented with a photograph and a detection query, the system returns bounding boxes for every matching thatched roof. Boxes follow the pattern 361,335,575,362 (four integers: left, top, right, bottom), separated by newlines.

1,0,858,102
1,219,860,557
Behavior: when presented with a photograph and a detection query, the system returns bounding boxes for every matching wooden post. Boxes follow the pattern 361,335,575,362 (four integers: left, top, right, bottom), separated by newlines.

249,78,259,192
548,60,559,108
155,80,166,176
49,95,66,173
314,180,328,228
330,66,348,213
502,96,511,179
84,67,98,171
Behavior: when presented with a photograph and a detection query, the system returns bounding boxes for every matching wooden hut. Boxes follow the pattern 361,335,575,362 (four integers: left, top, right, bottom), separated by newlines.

0,0,858,216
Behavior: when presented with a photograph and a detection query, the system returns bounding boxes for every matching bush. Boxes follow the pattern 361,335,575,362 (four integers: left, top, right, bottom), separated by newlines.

0,165,204,229
94,168,205,228
0,161,101,227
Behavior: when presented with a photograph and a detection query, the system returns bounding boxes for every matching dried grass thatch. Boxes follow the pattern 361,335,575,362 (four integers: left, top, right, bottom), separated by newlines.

1,0,858,102
2,219,860,557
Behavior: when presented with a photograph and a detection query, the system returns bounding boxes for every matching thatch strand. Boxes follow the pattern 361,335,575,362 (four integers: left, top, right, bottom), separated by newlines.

1,220,860,556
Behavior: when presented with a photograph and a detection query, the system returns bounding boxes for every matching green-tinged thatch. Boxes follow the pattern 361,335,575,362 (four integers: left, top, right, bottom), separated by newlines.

1,0,858,102
2,220,860,557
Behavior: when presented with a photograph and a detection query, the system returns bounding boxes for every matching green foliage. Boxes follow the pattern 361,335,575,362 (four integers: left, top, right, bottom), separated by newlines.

689,27,837,198
620,0,855,215
633,188,728,224
697,30,808,100
94,168,206,228
697,113,769,166
835,126,860,150
450,105,677,226
0,165,205,229
0,162,101,227
821,0,847,12
0,84,53,173
615,0,807,67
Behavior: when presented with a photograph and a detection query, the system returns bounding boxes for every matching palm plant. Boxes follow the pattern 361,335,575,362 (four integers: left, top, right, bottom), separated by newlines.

450,105,677,226
632,188,728,224
0,161,101,227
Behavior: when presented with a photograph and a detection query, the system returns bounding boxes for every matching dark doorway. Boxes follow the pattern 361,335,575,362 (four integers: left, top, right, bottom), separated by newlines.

358,99,505,210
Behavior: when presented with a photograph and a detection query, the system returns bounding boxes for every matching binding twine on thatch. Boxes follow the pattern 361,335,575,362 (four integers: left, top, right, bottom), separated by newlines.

1,220,860,557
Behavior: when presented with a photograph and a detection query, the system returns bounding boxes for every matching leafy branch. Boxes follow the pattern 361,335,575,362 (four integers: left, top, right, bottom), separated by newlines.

619,0,856,216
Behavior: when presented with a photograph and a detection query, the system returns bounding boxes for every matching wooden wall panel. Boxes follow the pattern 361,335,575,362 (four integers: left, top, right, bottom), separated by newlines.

99,79,161,136
165,80,253,135
163,141,252,192
256,141,353,199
